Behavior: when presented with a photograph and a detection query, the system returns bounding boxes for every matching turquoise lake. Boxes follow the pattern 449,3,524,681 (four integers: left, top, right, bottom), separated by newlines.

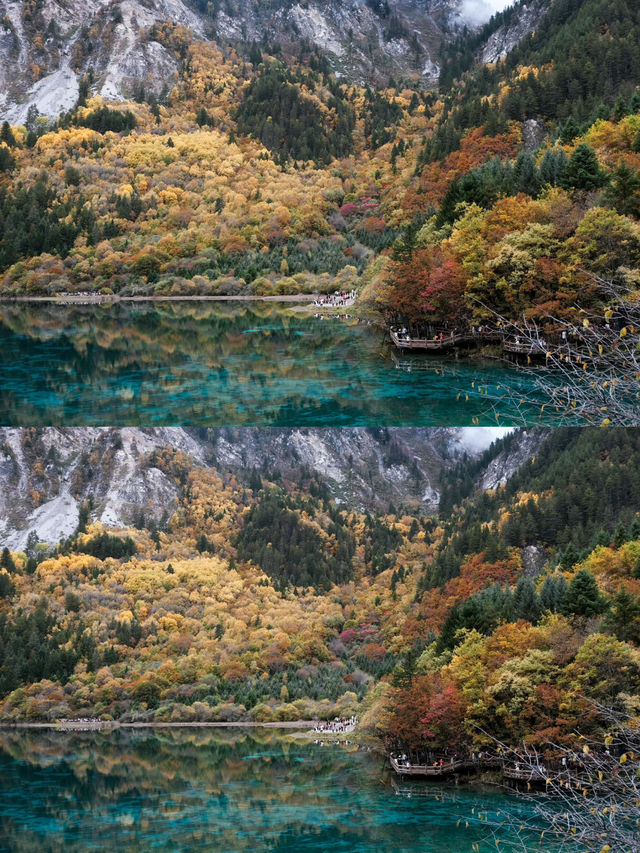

0,728,549,852
0,301,571,426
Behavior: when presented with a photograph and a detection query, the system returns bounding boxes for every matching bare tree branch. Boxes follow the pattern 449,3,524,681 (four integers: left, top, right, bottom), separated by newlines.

476,699,640,852
470,272,640,425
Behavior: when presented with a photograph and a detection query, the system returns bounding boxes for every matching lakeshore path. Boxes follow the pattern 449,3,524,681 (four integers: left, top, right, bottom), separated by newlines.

2,720,321,731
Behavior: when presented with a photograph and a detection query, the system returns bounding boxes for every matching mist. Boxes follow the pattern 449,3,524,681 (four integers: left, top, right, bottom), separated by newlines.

457,427,515,454
459,0,515,27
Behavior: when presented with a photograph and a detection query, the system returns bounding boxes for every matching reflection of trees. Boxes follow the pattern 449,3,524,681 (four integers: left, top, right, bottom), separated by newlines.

0,729,547,852
0,302,362,372
0,302,582,425
0,729,362,852
0,303,380,425
0,728,353,798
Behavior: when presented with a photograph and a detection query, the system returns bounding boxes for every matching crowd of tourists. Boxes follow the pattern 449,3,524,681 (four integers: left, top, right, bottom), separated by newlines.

313,715,357,734
313,290,357,307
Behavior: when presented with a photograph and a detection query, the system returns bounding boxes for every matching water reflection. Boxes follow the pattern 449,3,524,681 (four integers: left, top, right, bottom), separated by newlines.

0,728,544,852
0,302,561,426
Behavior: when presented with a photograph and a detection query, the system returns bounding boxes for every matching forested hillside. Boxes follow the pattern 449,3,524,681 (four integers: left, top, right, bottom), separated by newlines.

0,0,638,330
381,0,640,352
0,41,416,297
0,428,638,752
0,0,639,427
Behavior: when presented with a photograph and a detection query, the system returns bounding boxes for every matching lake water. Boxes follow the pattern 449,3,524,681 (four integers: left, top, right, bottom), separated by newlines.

0,301,568,426
0,728,548,852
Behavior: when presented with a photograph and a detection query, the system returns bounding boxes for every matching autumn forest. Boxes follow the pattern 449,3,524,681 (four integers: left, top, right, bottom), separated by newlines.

0,427,638,764
2,0,640,847
0,0,638,335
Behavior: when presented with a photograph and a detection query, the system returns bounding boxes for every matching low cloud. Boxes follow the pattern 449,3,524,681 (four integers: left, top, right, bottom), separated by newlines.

458,427,514,454
459,0,514,27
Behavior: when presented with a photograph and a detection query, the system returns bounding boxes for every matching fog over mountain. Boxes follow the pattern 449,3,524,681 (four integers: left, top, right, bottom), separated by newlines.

460,0,513,26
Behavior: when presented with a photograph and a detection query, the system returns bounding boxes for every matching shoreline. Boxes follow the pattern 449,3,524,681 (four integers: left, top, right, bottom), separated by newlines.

0,720,321,730
0,291,379,320
0,294,322,304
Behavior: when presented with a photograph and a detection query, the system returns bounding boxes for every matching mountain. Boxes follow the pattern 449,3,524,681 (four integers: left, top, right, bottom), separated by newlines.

0,426,525,549
0,0,207,123
1,0,639,424
0,0,539,123
0,426,638,740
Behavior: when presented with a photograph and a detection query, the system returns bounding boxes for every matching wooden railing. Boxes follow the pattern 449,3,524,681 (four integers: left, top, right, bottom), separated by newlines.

390,755,474,776
502,339,547,355
390,329,503,352
389,330,474,350
502,765,547,781
390,755,570,785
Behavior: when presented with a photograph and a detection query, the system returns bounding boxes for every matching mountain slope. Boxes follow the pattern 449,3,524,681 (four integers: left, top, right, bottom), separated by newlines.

0,0,539,123
0,426,638,742
0,0,207,123
0,426,521,549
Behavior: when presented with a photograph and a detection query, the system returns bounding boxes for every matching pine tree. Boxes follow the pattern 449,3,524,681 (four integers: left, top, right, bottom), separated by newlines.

540,148,568,186
540,572,568,612
613,95,629,122
560,115,580,144
563,569,607,618
436,605,464,652
605,160,640,217
613,522,628,548
0,146,15,173
560,542,580,570
514,150,541,197
513,575,541,623
564,143,607,191
0,547,16,573
0,121,16,147
604,586,640,643
0,572,14,599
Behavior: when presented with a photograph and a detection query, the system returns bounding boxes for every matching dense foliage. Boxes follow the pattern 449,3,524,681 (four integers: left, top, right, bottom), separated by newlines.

423,428,640,589
1,4,639,378
235,487,355,589
0,603,93,697
427,0,640,165
75,107,137,134
235,64,355,164
0,179,95,270
0,428,637,744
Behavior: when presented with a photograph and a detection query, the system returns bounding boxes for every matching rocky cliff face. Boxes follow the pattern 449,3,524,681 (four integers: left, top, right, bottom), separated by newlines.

0,0,206,123
478,428,546,490
0,0,544,123
478,0,544,64
0,426,533,549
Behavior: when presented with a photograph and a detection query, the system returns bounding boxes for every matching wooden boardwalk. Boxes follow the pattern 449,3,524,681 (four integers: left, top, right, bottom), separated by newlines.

390,330,502,349
390,328,545,356
502,339,547,356
390,755,475,776
502,765,547,782
390,753,638,790
390,330,475,350
390,755,544,783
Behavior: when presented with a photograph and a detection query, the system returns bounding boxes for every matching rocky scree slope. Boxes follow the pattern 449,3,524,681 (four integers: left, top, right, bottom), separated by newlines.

0,427,537,549
0,0,543,122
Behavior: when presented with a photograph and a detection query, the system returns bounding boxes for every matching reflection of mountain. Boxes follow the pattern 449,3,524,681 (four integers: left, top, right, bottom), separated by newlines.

0,302,385,426
0,303,562,427
0,729,538,853
0,729,368,852
0,302,364,369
